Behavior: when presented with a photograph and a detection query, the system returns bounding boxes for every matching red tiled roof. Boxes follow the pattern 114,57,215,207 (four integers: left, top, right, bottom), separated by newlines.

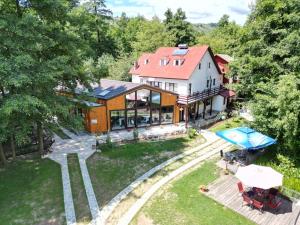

219,89,236,98
130,45,221,80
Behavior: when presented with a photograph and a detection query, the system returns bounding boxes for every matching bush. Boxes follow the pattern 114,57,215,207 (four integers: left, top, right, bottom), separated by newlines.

133,128,139,141
103,132,113,149
188,128,198,139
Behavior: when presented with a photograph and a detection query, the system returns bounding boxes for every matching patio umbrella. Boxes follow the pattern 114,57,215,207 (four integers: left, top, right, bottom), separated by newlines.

216,127,276,151
235,164,283,189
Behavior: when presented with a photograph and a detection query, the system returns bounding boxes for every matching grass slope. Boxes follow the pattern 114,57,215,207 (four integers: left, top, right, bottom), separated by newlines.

209,117,247,132
0,158,65,225
87,136,205,207
134,161,255,225
67,154,92,224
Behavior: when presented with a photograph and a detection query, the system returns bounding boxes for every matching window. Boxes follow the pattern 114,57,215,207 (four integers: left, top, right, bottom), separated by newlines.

144,59,149,64
198,63,201,70
160,59,168,66
137,108,151,127
161,106,173,124
165,82,177,92
154,81,162,88
174,59,180,66
136,89,150,108
213,78,216,86
126,92,136,108
188,83,192,95
126,110,136,127
206,80,210,88
223,97,226,105
151,91,161,107
111,110,125,130
208,62,211,68
151,108,160,125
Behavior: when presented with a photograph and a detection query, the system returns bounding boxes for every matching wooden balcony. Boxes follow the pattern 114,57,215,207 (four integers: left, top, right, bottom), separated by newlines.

178,86,223,105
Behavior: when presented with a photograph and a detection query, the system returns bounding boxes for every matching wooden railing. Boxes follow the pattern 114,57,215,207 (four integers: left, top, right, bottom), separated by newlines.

178,86,223,105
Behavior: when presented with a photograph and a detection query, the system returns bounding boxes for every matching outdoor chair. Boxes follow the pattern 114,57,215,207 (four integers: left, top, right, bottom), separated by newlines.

242,193,253,207
252,199,264,213
237,182,244,194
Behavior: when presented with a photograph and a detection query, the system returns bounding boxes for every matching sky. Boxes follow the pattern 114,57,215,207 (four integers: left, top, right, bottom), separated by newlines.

105,0,255,25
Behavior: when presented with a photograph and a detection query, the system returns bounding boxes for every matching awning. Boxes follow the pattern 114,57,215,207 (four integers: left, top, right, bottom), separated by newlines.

219,89,236,98
216,127,276,151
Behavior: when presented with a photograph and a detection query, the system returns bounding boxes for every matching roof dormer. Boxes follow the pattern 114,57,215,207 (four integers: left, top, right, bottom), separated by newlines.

160,58,168,66
144,59,149,65
173,59,184,66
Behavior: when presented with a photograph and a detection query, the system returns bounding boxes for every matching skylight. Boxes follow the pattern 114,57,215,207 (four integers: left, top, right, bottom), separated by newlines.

172,49,189,56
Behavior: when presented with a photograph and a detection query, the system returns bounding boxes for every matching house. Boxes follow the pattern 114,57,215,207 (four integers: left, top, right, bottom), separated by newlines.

130,44,235,124
214,54,238,84
75,79,179,133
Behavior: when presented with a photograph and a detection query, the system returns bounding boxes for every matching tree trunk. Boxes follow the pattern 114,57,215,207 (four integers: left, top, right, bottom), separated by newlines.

15,0,22,17
37,122,44,156
10,135,16,160
0,142,7,166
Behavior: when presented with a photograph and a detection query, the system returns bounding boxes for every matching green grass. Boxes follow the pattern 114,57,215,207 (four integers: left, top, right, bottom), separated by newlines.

132,161,255,225
0,157,65,225
67,154,92,224
87,136,206,207
209,117,247,132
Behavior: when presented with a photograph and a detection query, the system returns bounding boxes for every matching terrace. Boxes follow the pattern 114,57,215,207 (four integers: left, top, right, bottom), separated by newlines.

178,86,224,105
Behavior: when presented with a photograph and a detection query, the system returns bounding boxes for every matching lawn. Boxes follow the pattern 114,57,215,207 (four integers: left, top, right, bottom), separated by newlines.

209,116,247,132
67,154,92,224
132,161,255,225
87,135,206,207
0,157,65,225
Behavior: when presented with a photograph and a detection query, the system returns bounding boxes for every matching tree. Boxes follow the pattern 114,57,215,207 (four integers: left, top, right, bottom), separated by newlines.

230,0,300,153
163,8,196,46
132,18,175,56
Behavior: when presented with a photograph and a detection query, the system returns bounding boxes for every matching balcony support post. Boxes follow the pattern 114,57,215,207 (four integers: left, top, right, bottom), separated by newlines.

203,100,206,119
210,97,213,115
185,105,189,128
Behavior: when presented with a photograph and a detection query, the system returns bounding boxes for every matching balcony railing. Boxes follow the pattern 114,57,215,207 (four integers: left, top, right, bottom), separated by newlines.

178,86,223,105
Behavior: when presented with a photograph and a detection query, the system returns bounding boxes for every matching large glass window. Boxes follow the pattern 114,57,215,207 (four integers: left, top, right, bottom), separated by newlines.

151,108,160,125
126,110,136,128
165,82,177,92
161,106,173,124
111,110,125,130
151,91,161,107
126,92,136,109
136,89,150,107
137,108,151,127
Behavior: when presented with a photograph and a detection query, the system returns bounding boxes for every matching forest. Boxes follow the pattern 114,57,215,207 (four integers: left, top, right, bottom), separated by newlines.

0,0,299,169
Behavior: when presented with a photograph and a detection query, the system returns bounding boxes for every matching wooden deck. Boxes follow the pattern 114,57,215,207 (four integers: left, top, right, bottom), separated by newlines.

205,175,300,225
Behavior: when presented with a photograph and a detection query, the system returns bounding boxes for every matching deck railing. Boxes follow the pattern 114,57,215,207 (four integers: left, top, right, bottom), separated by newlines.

178,86,224,105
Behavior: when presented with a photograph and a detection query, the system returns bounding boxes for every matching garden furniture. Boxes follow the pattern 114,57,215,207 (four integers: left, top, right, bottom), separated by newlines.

242,193,253,207
237,182,244,194
252,199,264,213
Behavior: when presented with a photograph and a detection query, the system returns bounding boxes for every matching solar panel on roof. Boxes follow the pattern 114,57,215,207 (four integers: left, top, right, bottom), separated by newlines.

98,90,110,96
172,49,189,56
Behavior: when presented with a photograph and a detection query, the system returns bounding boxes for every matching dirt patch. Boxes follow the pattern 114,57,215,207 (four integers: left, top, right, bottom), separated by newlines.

136,213,154,225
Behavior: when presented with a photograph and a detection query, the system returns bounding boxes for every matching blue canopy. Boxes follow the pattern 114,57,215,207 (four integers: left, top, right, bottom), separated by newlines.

216,127,276,151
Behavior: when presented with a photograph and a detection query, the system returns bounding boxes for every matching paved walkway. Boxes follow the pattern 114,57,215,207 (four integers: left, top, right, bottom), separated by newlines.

47,129,99,225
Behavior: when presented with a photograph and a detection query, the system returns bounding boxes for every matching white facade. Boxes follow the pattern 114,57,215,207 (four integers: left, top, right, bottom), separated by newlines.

132,51,223,96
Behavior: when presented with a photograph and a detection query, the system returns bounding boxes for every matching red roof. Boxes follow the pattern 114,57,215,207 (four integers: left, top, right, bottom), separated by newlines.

130,45,221,80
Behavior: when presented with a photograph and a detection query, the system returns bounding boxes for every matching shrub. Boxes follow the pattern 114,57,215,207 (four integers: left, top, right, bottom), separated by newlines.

104,132,113,149
188,128,198,139
133,128,139,141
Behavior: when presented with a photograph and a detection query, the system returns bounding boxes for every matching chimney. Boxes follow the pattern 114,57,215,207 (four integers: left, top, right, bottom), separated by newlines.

178,44,188,49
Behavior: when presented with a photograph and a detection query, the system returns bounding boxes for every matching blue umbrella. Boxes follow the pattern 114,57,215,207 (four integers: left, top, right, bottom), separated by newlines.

216,127,276,151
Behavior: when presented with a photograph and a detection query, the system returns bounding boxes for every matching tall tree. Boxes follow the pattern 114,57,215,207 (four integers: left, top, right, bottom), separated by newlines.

163,8,196,46
230,0,300,152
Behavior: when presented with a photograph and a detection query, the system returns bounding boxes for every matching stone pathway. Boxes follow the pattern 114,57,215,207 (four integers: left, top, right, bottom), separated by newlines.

46,129,98,225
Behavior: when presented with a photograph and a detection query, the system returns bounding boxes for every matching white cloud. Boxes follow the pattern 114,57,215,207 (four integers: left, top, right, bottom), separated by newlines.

107,0,253,25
